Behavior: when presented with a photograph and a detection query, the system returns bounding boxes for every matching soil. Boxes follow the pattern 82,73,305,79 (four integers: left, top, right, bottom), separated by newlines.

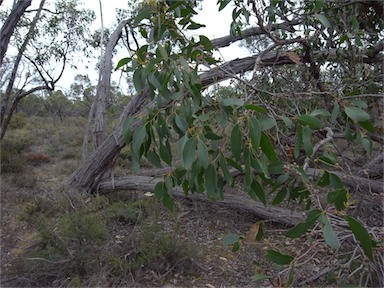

1,154,383,287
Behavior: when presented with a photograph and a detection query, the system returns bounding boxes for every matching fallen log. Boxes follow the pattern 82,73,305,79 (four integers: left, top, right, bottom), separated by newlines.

98,175,305,226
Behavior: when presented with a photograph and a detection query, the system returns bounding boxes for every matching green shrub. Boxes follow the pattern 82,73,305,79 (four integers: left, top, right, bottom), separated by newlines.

8,112,28,129
0,139,27,173
12,170,37,188
104,201,144,225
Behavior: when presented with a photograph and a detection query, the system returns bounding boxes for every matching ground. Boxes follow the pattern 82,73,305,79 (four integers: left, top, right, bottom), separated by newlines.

0,116,383,287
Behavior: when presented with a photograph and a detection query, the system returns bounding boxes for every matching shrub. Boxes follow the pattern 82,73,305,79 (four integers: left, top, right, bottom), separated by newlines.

8,112,28,130
0,139,27,173
26,151,52,166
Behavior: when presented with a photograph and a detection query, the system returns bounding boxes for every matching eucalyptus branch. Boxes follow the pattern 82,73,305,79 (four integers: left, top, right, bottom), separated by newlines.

303,127,334,171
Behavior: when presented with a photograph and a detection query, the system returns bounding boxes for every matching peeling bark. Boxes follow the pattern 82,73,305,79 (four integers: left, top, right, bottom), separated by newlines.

82,19,130,159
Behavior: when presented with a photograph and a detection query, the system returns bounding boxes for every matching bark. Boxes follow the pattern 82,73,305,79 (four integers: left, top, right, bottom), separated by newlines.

306,168,383,194
98,175,305,226
0,0,46,140
82,19,130,159
0,0,31,67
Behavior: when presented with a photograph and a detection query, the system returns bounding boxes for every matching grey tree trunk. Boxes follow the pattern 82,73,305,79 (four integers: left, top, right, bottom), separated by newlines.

0,0,47,140
0,0,31,67
82,19,130,159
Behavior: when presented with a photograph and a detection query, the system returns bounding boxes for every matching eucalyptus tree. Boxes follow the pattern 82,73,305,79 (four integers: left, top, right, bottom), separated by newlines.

0,0,95,139
67,1,383,285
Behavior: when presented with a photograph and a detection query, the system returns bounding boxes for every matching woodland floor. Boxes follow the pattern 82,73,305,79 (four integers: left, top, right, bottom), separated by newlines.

0,116,383,287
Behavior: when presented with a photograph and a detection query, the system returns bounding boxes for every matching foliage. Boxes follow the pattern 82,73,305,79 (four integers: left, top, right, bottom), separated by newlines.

116,0,383,285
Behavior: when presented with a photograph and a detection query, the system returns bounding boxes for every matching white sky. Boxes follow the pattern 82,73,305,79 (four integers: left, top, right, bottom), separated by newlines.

2,0,249,91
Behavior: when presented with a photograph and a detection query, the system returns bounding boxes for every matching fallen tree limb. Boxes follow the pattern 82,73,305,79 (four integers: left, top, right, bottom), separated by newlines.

98,175,305,226
306,168,383,194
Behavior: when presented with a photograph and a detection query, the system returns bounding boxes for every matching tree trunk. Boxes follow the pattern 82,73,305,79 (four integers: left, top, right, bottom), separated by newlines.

0,0,46,140
97,175,305,226
82,19,130,159
0,0,31,67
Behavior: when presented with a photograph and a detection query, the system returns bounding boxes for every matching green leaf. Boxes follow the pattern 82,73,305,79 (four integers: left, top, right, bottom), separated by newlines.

219,156,233,186
296,115,322,130
329,173,343,189
323,217,340,249
205,131,222,140
251,180,267,206
331,102,340,124
226,157,243,173
249,117,261,151
272,187,288,205
159,141,172,165
197,139,209,169
147,150,162,168
266,250,294,265
187,21,206,30
218,0,231,11
285,222,309,238
314,13,331,27
133,68,145,94
361,136,372,154
350,99,368,109
344,106,370,122
133,7,153,26
260,132,277,161
148,72,162,91
175,115,188,134
251,274,272,282
132,124,146,155
183,137,196,170
222,98,244,107
115,57,131,70
327,189,348,210
157,44,168,61
285,209,322,238
123,117,135,144
345,216,373,260
317,171,330,186
280,115,293,128
221,233,241,248
359,120,374,133
162,193,174,212
154,181,165,199
231,124,242,161
244,104,267,113
310,109,331,117
259,117,277,131
302,125,313,156
199,35,213,51
204,164,217,199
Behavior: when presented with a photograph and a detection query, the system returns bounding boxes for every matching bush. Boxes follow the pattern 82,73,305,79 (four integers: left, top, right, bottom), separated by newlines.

0,139,27,173
8,112,28,130
26,151,52,166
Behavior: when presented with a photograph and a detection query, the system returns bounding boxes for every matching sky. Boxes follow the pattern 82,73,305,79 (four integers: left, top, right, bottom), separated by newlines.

2,0,249,92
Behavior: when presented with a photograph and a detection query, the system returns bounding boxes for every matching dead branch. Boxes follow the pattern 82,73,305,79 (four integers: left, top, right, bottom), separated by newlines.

98,175,305,226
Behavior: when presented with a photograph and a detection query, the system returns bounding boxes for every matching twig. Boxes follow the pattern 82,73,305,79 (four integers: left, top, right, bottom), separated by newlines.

303,127,334,171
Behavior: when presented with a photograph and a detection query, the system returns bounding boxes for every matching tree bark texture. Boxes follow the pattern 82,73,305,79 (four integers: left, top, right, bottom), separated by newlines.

98,175,305,226
0,0,31,67
82,19,130,159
